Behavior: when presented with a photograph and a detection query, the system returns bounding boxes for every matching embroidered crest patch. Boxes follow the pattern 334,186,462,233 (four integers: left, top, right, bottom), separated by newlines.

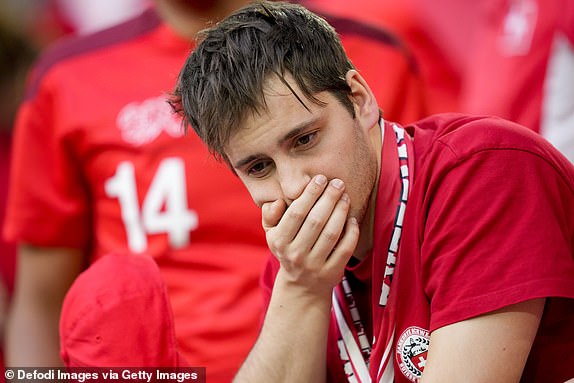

396,326,430,382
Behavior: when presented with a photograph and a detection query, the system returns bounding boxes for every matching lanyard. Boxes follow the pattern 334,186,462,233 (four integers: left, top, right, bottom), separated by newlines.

332,122,411,383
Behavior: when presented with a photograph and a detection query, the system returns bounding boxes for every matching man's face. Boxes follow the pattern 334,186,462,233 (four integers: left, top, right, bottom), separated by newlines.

225,74,380,226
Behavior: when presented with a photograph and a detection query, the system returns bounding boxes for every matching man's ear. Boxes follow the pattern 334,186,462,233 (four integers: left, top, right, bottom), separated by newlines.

346,70,380,130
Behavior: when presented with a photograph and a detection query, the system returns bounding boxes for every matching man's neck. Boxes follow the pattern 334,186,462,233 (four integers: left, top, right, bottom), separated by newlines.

154,0,252,40
352,120,384,261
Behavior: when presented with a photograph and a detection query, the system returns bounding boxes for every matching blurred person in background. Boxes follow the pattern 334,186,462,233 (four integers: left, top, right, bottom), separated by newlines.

3,0,425,380
3,1,268,380
460,0,574,163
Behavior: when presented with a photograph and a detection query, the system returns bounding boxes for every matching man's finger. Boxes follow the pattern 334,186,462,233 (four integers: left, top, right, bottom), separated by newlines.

262,199,287,232
272,174,329,242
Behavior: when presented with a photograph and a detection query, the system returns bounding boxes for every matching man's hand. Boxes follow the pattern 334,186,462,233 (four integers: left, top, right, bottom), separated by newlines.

262,174,360,296
234,175,359,383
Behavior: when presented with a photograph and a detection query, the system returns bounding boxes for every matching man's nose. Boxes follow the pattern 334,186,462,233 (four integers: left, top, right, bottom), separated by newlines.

278,165,312,206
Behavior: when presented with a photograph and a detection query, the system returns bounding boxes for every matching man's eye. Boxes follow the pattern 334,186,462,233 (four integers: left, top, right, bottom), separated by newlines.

295,132,317,148
247,160,272,177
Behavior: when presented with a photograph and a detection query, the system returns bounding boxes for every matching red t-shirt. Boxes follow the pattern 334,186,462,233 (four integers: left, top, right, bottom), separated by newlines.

262,114,574,383
461,0,574,162
4,6,427,380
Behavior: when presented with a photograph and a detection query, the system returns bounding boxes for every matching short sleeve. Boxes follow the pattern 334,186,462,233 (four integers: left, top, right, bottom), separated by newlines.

421,147,574,331
3,70,90,248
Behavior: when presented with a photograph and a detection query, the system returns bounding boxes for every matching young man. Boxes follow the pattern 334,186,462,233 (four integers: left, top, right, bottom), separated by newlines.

3,0,423,379
171,2,574,382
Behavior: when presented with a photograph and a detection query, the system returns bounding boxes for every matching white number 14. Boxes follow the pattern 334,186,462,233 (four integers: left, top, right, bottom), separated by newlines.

105,158,199,253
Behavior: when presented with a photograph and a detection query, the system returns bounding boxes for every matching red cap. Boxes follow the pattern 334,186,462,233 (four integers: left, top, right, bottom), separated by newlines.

60,252,188,367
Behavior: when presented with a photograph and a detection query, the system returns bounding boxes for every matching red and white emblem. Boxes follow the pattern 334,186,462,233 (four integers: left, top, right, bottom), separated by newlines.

396,326,430,382
116,95,184,146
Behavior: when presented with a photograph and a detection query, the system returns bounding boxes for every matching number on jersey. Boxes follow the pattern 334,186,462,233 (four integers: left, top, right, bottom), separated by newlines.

105,158,198,252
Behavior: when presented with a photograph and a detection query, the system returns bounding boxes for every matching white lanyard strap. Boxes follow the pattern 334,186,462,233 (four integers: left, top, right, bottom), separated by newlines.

333,121,412,383
333,290,372,383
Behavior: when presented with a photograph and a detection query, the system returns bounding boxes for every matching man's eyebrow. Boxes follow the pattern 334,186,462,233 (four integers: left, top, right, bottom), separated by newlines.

278,117,319,146
233,117,320,170
234,154,264,170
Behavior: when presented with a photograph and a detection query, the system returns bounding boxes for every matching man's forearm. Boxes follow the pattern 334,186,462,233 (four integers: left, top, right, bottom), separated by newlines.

5,245,84,367
5,299,64,366
234,276,332,383
235,176,358,382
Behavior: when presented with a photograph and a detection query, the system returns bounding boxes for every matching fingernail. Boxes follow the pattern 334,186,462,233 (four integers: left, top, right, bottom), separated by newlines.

331,179,344,189
341,193,350,203
314,174,327,185
350,217,358,225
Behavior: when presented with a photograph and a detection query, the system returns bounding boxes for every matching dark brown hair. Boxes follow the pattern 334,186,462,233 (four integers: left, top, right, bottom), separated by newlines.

170,1,355,159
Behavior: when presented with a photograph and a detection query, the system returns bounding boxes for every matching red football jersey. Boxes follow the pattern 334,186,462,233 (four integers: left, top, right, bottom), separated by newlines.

4,6,427,381
262,114,574,383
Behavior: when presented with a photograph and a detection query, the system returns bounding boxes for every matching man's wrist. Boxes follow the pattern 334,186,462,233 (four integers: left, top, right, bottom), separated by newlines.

272,270,335,307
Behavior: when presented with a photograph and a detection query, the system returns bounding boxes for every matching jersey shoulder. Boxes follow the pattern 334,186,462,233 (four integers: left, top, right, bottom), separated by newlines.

25,8,162,100
313,9,418,73
407,113,574,186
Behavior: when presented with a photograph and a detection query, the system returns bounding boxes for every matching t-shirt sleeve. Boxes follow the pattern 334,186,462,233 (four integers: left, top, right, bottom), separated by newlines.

3,70,90,248
420,145,574,331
